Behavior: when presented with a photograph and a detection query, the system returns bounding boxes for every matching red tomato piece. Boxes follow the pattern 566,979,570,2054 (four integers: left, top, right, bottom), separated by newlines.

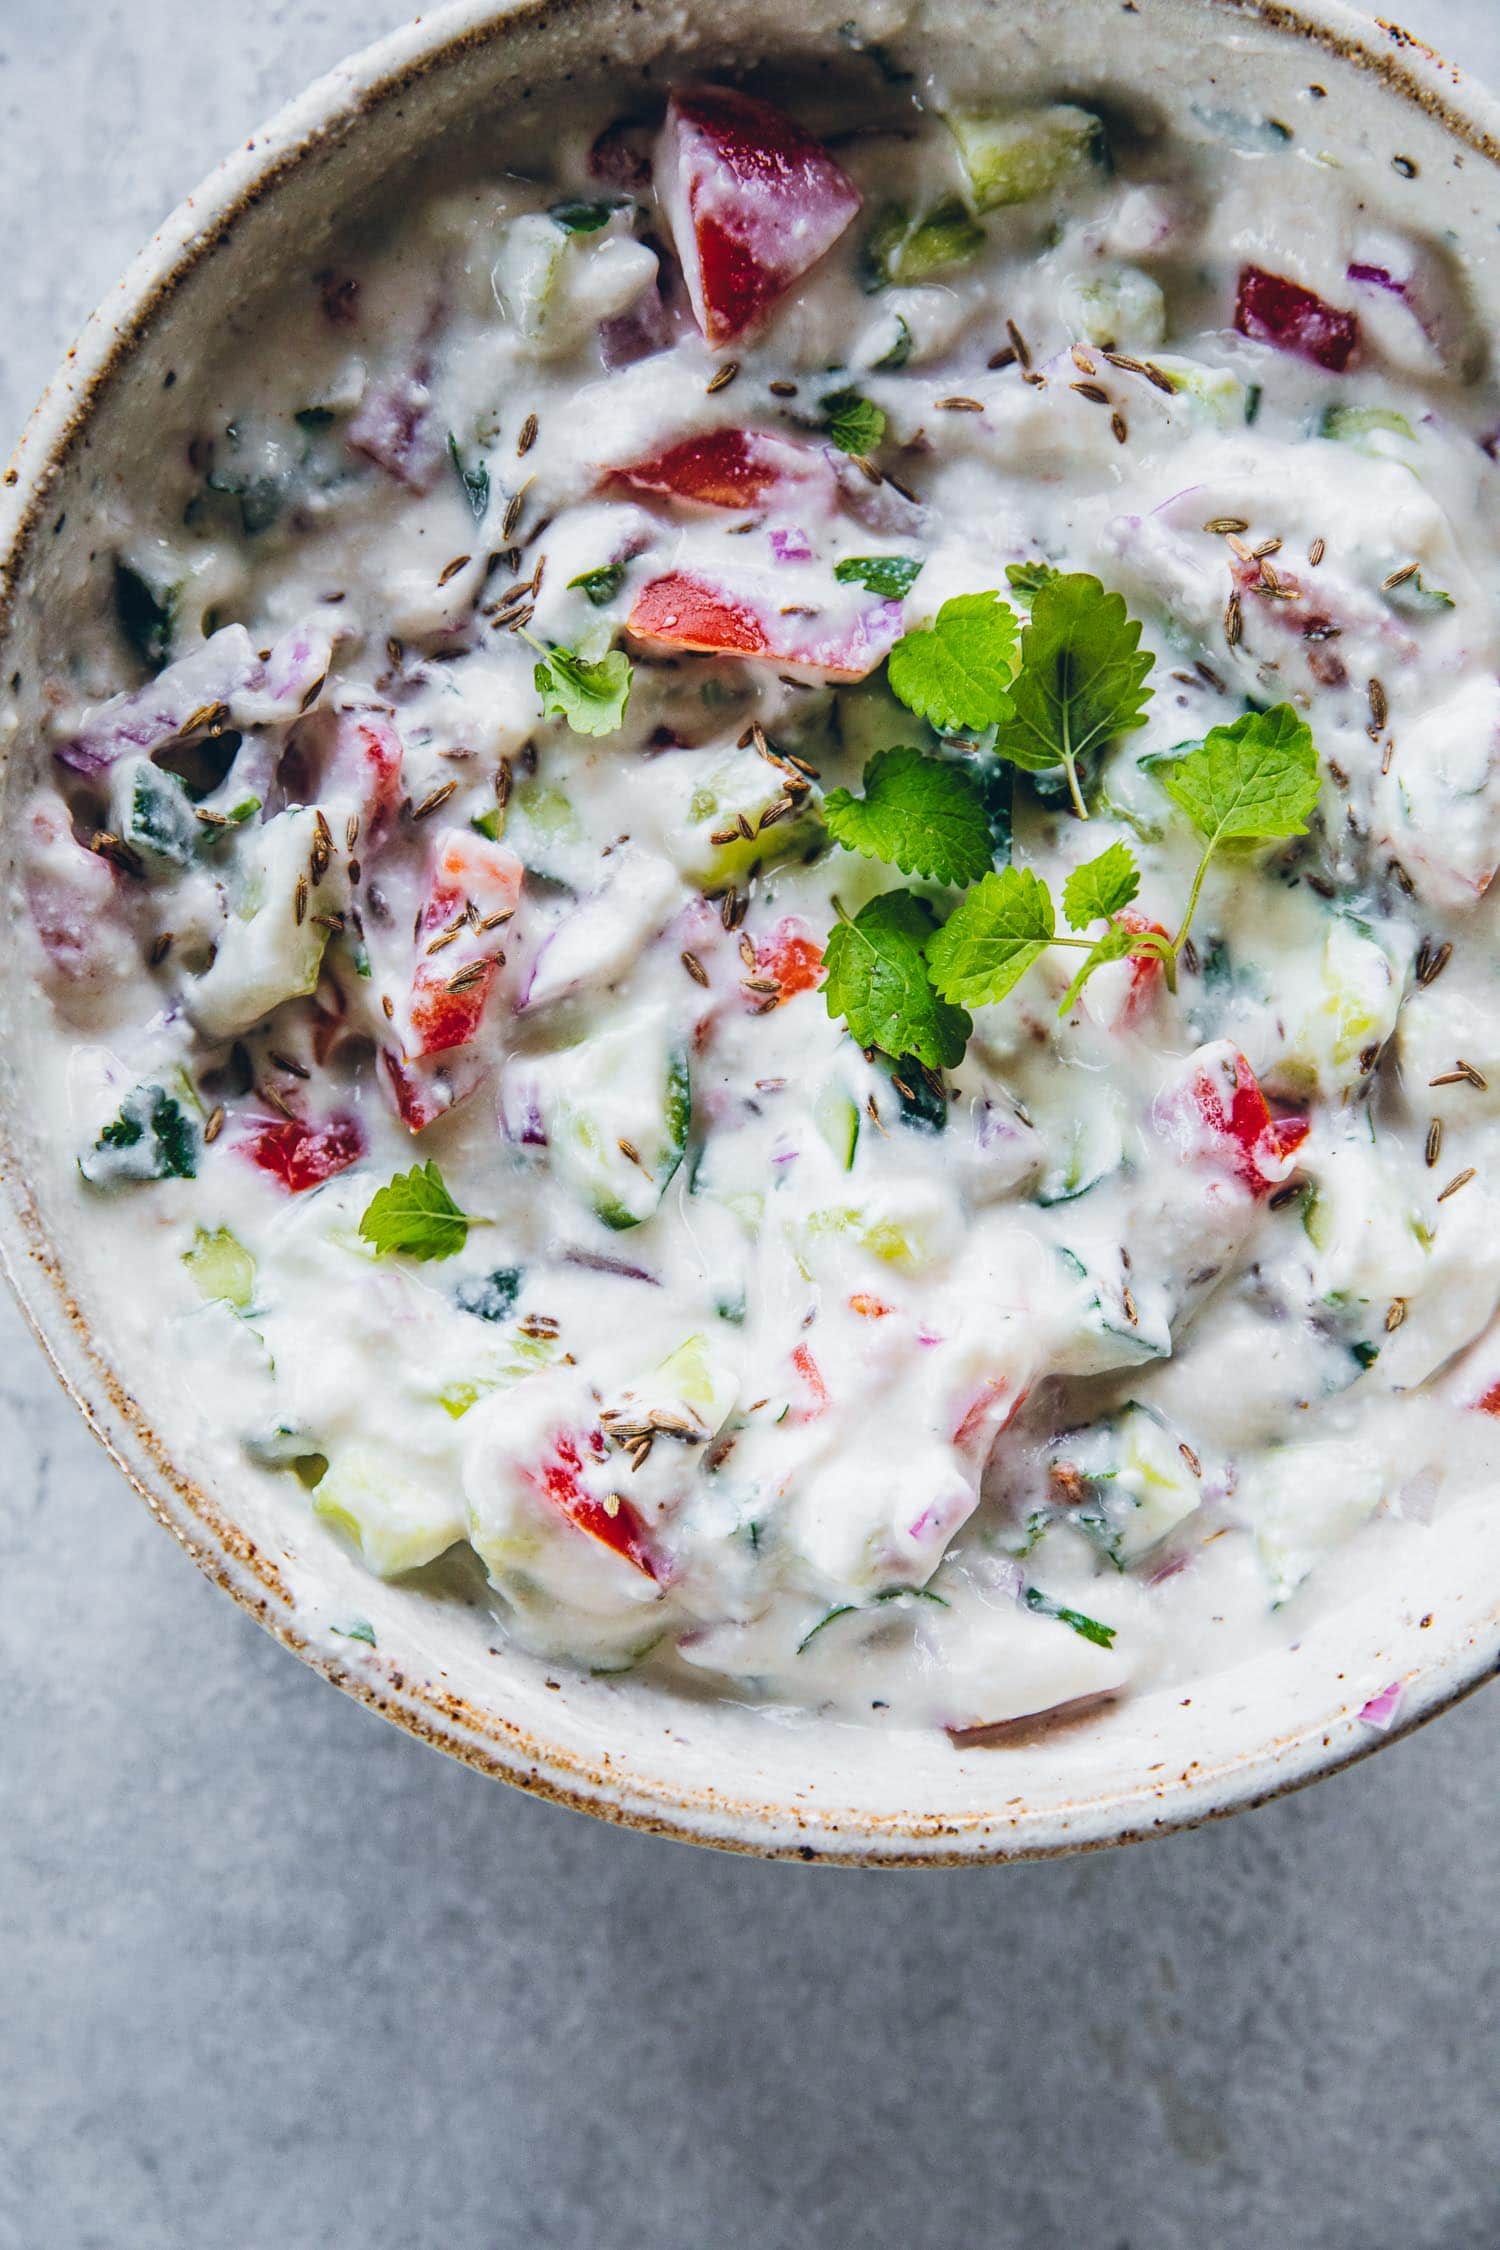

1475,1380,1500,1416
849,1292,896,1319
755,916,824,999
529,1431,657,1578
628,570,900,681
382,1047,489,1133
321,710,405,850
240,1113,365,1192
1234,265,1359,372
405,828,524,1058
788,1341,829,1422
611,427,830,514
658,86,861,345
1183,1047,1307,1193
1112,909,1170,1028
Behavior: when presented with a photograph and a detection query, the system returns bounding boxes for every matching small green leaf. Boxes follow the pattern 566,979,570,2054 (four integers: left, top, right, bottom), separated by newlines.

797,1604,856,1653
549,197,624,234
822,891,972,1069
1385,569,1454,615
820,387,887,458
833,554,923,600
925,865,1055,1009
1024,1585,1116,1647
470,808,503,842
333,1618,377,1647
447,433,490,524
886,591,1020,734
1061,840,1140,930
1153,703,1320,848
824,748,994,884
80,1085,199,1189
992,572,1155,813
1005,560,1057,597
534,643,633,737
568,563,627,606
359,1161,474,1261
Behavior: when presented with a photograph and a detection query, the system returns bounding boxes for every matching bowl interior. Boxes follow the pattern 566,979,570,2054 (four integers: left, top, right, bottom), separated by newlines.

2,0,1499,1859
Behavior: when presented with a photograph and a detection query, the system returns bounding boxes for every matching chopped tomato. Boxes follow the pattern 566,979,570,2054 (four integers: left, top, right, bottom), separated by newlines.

527,1431,657,1578
1234,266,1358,372
382,1047,489,1133
240,1113,365,1192
1477,1380,1500,1416
951,1378,1025,1457
320,710,404,849
610,426,830,514
849,1292,896,1319
628,570,901,681
658,86,861,345
405,828,524,1058
756,916,824,998
1112,909,1170,1028
788,1341,829,1422
1173,1045,1307,1193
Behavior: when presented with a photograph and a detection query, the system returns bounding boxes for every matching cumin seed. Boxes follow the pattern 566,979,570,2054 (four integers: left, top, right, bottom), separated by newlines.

1006,319,1032,368
501,487,526,539
617,1137,648,1172
738,933,757,969
1382,560,1418,590
706,360,739,394
438,554,471,586
768,379,798,397
495,757,512,809
681,950,709,987
412,781,458,822
937,395,985,412
986,346,1017,371
709,826,739,847
1224,591,1243,647
1437,1167,1476,1202
1426,1118,1442,1168
882,471,920,504
743,976,781,996
1069,381,1110,405
1226,533,1253,561
293,875,309,926
1179,1442,1203,1478
1204,515,1250,535
517,412,538,456
1458,1058,1489,1089
757,796,795,831
1385,1297,1407,1332
1418,940,1452,988
149,931,174,967
1368,677,1389,730
1140,361,1177,395
258,1082,294,1121
381,994,395,1020
1308,536,1326,567
269,1050,310,1080
1111,413,1128,444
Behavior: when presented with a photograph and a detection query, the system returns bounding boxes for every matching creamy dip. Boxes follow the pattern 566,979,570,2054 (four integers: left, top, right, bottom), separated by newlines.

18,68,1500,1731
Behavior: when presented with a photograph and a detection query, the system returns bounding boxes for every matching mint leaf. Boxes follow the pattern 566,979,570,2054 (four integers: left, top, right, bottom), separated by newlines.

1061,840,1140,930
824,749,994,885
1153,703,1320,847
80,1085,198,1188
820,388,886,458
568,563,627,606
925,865,1055,1008
834,554,923,599
887,591,1020,734
992,572,1155,816
534,643,632,736
822,891,972,1069
447,433,490,524
1005,560,1057,597
333,1618,377,1646
359,1161,473,1261
1056,922,1137,1017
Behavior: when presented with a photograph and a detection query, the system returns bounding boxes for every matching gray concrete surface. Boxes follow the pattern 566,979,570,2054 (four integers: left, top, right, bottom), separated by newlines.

2,4,1498,2245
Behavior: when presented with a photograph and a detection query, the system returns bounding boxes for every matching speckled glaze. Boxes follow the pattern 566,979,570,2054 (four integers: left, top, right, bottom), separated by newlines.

2,0,1499,1862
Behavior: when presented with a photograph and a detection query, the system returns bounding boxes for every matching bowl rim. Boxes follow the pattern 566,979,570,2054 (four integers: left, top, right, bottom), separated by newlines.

3,0,1499,1863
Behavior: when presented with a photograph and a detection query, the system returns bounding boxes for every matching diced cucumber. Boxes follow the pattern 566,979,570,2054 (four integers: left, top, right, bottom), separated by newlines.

529,1009,690,1229
190,807,344,1040
661,745,820,886
492,211,658,355
1148,353,1249,427
1036,1097,1125,1205
1109,1404,1202,1560
312,1447,467,1578
503,779,592,887
1061,266,1166,352
80,1084,198,1189
813,1080,861,1170
183,1225,256,1310
1245,1438,1385,1602
946,104,1105,213
107,756,199,870
861,198,986,291
1282,916,1409,1096
1319,402,1419,463
648,1333,739,1435
1051,1244,1171,1375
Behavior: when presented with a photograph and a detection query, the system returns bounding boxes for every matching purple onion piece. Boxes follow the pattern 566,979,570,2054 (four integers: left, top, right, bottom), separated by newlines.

562,1248,662,1284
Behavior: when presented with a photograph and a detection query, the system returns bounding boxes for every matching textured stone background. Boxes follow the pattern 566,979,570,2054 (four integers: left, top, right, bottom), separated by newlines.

1,6,1497,2246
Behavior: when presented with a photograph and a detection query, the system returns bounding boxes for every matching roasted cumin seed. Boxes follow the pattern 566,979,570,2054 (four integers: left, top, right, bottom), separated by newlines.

937,395,985,412
1437,1167,1476,1202
148,931,174,967
1308,536,1326,567
268,1050,310,1080
1457,1058,1489,1089
516,412,539,456
438,554,471,586
768,379,798,397
681,949,709,987
1426,1119,1442,1168
1110,412,1128,445
1224,591,1243,647
412,780,458,822
1069,381,1110,405
1385,1297,1408,1332
986,346,1017,371
203,1105,225,1145
1417,940,1452,988
1382,560,1418,590
293,874,309,926
1368,677,1389,731
705,360,739,394
1005,318,1031,369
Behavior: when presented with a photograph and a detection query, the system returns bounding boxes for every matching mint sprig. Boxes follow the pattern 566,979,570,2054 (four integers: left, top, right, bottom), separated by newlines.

824,748,994,885
991,572,1155,819
820,388,886,458
1061,839,1140,929
924,865,1055,1008
834,554,923,599
886,591,1020,735
822,892,972,1070
359,1162,477,1261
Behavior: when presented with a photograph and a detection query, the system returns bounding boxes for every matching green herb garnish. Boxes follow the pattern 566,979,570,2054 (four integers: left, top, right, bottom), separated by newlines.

886,590,1020,735
359,1161,476,1261
531,641,633,736
820,387,887,459
549,197,624,234
1024,1587,1117,1647
568,562,628,606
833,554,924,599
991,572,1155,820
824,748,994,886
80,1085,198,1188
822,891,972,1070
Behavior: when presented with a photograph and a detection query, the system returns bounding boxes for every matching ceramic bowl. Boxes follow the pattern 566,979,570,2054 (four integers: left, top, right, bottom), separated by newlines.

3,0,1498,1861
